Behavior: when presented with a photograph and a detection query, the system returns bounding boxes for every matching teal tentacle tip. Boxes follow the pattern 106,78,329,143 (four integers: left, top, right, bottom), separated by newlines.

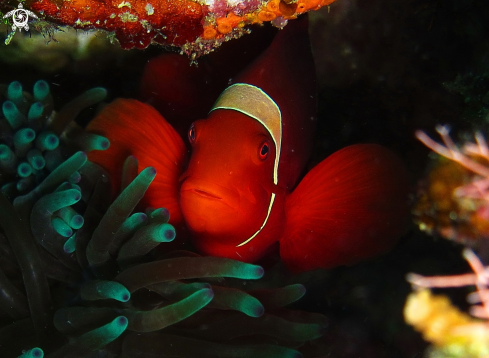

17,347,44,358
17,178,32,192
0,144,15,162
32,156,46,170
140,166,157,181
3,101,24,128
74,151,88,162
57,188,81,202
33,80,50,102
58,206,84,229
27,149,45,170
99,281,131,302
58,188,82,205
63,234,77,253
2,100,14,114
252,304,265,317
86,87,108,102
150,207,170,223
240,263,264,279
35,131,59,151
7,81,23,103
14,128,36,148
200,288,214,302
73,190,82,202
0,144,9,159
70,214,84,229
68,171,81,184
52,217,73,237
133,212,148,226
28,102,44,121
112,315,129,331
244,297,264,317
89,316,128,343
17,162,33,177
284,284,306,301
83,134,110,151
157,223,176,242
97,136,110,150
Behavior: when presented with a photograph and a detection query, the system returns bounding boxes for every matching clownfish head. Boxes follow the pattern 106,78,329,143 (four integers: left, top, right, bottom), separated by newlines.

179,84,281,250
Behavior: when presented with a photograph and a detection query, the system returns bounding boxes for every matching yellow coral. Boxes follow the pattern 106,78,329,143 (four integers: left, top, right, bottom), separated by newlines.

404,289,489,357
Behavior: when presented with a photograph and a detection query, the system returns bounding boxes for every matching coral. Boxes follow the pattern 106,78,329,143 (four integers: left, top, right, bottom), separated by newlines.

408,124,489,357
414,125,489,246
405,249,489,358
0,80,327,357
0,0,338,56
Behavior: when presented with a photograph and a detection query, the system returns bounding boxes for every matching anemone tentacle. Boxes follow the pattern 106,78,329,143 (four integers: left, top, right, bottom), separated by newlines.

0,80,326,358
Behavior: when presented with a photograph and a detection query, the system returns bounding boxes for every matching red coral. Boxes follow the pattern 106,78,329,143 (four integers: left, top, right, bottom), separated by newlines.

28,0,203,49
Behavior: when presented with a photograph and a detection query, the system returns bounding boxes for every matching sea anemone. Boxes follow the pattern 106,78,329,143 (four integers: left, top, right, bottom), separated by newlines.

0,80,107,201
0,80,327,357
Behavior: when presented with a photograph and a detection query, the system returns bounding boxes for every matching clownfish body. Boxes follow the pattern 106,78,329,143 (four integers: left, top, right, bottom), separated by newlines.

88,17,409,272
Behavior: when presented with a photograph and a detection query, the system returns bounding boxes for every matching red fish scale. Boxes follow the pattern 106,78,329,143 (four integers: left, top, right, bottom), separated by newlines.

29,0,204,49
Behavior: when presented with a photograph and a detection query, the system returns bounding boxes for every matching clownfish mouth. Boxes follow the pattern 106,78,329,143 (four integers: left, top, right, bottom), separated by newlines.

193,189,222,200
180,176,232,203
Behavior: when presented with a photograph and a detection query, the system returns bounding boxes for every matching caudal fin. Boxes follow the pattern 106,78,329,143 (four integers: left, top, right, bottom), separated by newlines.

281,144,410,272
87,99,188,226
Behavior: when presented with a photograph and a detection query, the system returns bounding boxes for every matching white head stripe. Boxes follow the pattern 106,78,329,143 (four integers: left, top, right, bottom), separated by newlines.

210,83,282,185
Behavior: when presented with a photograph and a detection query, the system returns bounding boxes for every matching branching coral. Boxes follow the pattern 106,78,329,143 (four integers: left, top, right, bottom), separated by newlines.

414,126,489,246
0,80,327,357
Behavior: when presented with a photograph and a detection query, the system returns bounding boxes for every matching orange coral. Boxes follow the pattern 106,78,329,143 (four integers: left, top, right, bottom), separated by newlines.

216,13,243,34
296,0,322,13
279,2,299,17
202,26,218,40
257,10,277,22
266,0,281,13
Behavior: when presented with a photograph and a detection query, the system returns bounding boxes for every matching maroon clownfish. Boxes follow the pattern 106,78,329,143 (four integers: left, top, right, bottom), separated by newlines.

87,17,409,272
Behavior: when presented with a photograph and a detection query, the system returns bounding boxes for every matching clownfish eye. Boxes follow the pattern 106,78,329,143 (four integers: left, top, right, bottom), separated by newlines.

258,142,269,160
188,123,196,144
